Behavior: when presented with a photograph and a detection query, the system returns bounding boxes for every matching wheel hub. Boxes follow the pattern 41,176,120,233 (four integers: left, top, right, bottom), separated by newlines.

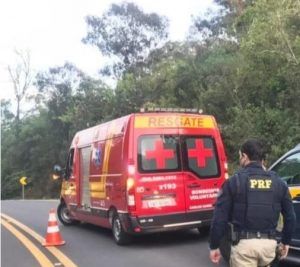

113,218,121,240
62,207,71,222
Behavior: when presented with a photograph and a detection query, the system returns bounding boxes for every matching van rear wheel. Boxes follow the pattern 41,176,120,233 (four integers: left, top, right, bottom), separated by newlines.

57,202,78,226
112,213,131,245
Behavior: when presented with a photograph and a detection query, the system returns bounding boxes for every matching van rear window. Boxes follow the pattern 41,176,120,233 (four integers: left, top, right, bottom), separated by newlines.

184,137,219,178
138,135,180,172
138,135,220,177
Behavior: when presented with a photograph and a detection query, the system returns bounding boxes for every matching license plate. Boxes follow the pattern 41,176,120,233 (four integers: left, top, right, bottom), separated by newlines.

143,198,176,208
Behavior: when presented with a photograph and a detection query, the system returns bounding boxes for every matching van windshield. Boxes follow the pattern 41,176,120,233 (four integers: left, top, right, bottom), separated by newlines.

138,135,220,178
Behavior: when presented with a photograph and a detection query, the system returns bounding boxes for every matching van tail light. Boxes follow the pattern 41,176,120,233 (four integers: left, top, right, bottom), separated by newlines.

224,162,229,179
126,177,136,214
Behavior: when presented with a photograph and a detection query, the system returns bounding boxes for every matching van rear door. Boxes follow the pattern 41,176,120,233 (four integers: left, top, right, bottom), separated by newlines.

135,133,186,216
181,136,222,212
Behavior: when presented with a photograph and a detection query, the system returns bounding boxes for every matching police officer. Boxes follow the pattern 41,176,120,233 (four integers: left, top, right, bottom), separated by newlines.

209,139,296,267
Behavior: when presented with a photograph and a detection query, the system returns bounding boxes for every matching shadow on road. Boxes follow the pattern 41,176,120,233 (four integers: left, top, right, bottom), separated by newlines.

132,229,208,248
76,223,208,248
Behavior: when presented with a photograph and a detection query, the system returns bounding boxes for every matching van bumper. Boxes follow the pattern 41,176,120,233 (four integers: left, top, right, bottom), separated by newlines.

120,210,213,234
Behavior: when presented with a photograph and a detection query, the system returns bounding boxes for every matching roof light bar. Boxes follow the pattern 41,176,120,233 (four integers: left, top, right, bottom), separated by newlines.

140,107,203,114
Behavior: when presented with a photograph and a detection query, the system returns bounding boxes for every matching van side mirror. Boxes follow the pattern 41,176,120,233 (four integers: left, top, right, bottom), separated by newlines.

53,164,63,180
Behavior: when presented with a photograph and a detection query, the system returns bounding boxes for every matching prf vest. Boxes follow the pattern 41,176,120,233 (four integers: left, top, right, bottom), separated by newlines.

230,168,282,232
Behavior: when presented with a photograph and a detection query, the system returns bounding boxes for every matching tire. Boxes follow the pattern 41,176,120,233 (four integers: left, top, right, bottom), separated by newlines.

57,202,78,226
112,213,131,245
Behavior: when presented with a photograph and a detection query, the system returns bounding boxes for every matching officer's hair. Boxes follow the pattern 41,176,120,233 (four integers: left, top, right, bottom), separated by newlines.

240,139,266,161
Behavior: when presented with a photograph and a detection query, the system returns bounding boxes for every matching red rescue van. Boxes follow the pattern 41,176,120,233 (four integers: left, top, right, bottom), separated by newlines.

55,110,228,245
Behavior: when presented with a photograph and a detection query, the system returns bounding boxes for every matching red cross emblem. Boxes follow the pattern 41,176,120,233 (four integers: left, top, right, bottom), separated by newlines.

188,139,213,168
145,139,175,169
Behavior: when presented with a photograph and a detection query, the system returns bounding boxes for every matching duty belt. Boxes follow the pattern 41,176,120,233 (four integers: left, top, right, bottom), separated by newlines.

238,231,276,239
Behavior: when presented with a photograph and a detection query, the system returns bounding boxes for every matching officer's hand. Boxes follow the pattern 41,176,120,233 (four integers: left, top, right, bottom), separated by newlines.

209,249,221,264
278,244,289,259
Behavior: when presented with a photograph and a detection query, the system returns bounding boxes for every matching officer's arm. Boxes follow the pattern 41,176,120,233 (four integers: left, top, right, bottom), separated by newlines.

280,185,296,245
209,179,233,250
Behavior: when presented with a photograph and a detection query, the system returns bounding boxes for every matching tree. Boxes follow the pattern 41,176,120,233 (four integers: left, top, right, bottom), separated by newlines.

188,0,255,42
1,99,14,130
234,0,300,159
82,2,169,77
7,49,32,124
35,62,116,165
35,63,86,159
59,77,115,134
185,0,300,163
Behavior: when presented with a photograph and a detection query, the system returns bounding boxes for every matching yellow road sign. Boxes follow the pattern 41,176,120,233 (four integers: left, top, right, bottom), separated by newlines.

20,176,27,186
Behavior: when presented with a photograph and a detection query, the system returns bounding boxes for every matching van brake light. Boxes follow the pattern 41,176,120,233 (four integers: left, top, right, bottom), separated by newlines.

126,178,136,213
127,178,135,191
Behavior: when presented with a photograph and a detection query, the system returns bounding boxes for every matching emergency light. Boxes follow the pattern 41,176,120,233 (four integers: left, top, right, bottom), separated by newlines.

140,107,203,114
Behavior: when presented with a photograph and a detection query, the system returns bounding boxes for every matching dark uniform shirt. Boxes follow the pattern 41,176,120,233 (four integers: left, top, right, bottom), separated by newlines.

209,162,296,250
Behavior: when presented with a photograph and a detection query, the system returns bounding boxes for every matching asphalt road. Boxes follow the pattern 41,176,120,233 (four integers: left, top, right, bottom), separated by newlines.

1,200,297,267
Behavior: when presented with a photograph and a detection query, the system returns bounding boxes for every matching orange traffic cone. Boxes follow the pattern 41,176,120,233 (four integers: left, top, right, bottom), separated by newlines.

42,208,65,246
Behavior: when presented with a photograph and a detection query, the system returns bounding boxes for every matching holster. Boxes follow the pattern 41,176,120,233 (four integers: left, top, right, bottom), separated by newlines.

228,223,240,246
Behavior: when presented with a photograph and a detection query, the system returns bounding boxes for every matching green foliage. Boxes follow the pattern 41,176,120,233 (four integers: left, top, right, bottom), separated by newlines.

2,64,116,199
61,77,115,134
1,99,14,129
83,2,169,77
